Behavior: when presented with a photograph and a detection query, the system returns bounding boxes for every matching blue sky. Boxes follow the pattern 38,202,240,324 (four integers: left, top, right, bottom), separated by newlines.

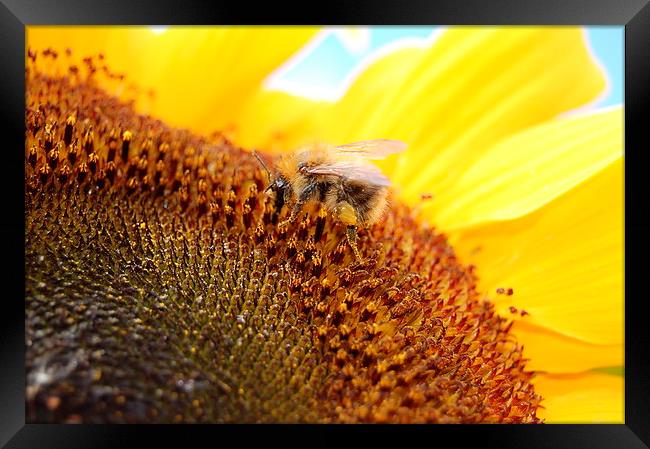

266,26,623,109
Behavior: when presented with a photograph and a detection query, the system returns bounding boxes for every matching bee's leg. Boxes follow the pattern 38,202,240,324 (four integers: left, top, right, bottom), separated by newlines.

346,225,363,262
278,184,318,228
333,200,362,261
278,200,305,228
273,189,287,216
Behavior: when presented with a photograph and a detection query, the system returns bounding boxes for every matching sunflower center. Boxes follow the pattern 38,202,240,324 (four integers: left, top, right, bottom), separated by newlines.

25,52,541,423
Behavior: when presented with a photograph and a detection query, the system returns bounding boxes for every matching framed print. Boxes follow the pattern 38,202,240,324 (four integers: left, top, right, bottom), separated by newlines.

2,0,648,446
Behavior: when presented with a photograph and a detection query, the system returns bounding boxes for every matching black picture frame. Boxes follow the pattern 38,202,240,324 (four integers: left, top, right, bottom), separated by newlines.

3,0,648,447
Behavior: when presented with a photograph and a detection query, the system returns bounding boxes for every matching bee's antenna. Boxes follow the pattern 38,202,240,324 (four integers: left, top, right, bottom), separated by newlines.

252,150,273,183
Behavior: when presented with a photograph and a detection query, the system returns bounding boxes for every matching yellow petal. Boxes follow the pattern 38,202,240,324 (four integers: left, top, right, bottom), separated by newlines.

237,43,427,151
428,107,623,230
277,28,605,182
27,26,320,135
245,28,607,163
255,29,607,199
317,43,429,148
535,371,624,423
511,321,622,373
451,157,623,345
389,27,607,194
26,26,145,98
233,90,332,152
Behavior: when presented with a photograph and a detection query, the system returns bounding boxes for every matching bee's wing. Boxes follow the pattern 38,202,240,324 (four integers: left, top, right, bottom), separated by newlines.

304,161,392,186
333,139,407,160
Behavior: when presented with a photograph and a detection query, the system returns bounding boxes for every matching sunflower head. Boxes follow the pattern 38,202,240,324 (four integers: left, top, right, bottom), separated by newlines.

25,51,545,423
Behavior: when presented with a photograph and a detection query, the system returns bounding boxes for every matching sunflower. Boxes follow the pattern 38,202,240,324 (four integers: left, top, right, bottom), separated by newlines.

25,26,623,423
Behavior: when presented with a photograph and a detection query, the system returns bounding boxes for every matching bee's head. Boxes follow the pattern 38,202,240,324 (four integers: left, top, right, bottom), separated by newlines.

252,151,293,216
267,175,292,214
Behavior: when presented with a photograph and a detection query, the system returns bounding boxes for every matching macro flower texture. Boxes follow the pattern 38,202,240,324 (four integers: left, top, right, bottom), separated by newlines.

25,26,623,424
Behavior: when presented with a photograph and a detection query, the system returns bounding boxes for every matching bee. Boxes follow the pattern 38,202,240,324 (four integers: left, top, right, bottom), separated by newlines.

253,139,406,261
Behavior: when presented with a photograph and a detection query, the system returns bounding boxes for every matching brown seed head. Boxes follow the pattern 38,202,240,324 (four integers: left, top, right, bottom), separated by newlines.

25,53,541,424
